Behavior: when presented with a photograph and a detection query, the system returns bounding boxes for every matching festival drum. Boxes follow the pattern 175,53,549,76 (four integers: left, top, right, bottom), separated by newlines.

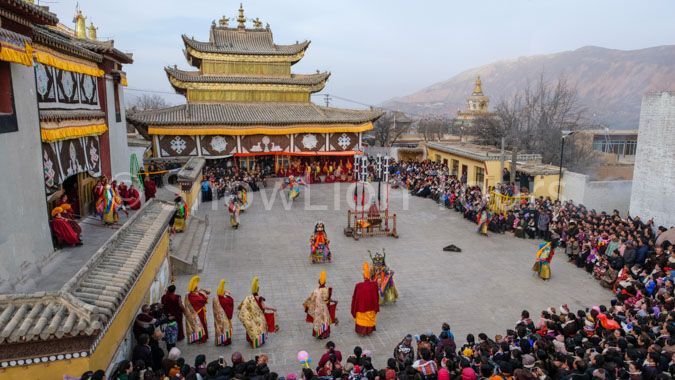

328,301,337,323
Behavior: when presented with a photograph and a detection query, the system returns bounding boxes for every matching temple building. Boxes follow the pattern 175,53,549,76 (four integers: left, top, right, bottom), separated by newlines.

456,76,495,128
0,2,173,378
127,4,382,172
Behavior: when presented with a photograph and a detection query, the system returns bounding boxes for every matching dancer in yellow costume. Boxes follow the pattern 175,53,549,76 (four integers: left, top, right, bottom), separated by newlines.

238,277,276,348
532,240,556,280
213,279,234,345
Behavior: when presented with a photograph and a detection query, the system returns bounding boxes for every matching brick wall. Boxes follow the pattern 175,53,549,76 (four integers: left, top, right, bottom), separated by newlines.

629,92,675,228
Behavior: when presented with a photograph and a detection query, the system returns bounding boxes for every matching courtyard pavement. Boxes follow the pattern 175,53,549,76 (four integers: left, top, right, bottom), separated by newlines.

173,180,611,374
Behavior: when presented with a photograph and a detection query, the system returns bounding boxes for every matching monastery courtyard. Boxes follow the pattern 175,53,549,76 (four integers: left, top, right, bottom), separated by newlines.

173,180,610,374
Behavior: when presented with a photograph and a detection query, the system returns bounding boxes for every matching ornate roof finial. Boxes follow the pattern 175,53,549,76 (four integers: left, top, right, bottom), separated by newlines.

75,10,87,39
237,3,246,29
473,76,483,95
251,17,263,29
219,15,230,27
88,22,98,40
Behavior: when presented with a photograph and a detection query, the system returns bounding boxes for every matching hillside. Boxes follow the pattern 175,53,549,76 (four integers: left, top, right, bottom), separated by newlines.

382,45,675,129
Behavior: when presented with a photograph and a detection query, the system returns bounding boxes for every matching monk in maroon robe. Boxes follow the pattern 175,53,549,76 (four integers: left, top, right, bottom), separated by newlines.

51,207,82,246
161,285,185,341
351,262,380,336
126,185,142,210
144,177,157,201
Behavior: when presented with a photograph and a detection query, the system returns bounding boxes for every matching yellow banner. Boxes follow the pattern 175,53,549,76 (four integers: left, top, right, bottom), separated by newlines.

34,49,104,77
41,123,108,142
0,41,33,67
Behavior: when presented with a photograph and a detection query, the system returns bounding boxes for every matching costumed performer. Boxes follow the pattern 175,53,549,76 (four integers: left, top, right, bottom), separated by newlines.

238,277,277,348
96,184,123,225
351,262,380,336
282,175,306,200
51,207,82,246
310,221,331,263
184,276,209,343
213,279,234,346
172,196,188,232
370,249,399,304
303,271,338,339
59,203,82,235
532,239,556,280
477,207,488,236
228,196,241,229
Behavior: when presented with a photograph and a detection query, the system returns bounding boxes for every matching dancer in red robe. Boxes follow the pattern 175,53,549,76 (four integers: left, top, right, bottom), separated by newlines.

51,207,82,246
351,262,380,336
185,276,209,343
161,285,185,341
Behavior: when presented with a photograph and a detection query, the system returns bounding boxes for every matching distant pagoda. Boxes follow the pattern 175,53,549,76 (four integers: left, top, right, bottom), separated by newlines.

456,76,495,128
128,4,382,168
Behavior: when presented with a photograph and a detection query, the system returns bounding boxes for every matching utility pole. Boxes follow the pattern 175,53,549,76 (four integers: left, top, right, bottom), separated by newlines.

500,136,505,184
323,94,332,107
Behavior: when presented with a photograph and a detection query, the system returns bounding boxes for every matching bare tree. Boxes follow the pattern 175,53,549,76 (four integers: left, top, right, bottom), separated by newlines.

471,73,598,174
372,111,413,147
128,93,169,110
418,116,450,141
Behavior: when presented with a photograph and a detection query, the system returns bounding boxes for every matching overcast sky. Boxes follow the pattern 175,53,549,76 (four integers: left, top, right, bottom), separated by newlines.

43,0,675,109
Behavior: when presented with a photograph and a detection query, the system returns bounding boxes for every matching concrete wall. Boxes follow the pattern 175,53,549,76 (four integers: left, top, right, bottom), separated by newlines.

630,92,675,228
562,171,632,215
0,63,54,290
106,79,131,183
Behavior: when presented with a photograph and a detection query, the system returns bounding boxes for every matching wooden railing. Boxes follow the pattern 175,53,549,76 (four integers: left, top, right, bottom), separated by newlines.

344,210,398,240
488,191,530,216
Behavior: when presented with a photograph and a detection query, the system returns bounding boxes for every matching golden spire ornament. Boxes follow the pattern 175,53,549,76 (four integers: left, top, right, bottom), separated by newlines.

237,3,246,29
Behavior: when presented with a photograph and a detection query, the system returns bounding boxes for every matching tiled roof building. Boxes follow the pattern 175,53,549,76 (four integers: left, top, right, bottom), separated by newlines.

127,4,382,169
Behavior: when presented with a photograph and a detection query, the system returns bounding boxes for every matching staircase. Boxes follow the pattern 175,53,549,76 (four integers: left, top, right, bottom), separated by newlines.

169,216,209,274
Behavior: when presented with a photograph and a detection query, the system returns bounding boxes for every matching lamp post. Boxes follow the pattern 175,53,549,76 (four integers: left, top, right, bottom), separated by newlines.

557,130,574,201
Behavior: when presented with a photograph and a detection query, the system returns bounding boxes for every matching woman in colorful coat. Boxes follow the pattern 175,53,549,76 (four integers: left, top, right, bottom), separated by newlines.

213,279,234,346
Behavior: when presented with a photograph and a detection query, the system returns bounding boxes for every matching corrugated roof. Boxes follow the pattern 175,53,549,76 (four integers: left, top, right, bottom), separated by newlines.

2,0,59,25
127,102,383,126
182,28,309,56
165,66,330,85
32,25,103,62
0,200,173,352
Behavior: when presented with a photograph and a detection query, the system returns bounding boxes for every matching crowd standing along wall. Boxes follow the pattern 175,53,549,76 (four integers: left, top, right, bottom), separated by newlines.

562,171,632,215
630,92,675,228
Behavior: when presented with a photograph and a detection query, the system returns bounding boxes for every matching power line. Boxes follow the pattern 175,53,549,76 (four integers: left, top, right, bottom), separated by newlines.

311,93,457,119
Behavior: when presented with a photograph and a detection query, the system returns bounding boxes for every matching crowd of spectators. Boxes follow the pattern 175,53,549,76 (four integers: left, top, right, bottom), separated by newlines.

81,158,675,380
200,159,268,202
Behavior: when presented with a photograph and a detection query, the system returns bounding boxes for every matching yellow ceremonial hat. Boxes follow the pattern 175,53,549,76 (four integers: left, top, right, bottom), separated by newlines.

51,207,63,217
251,277,259,294
319,271,326,285
61,203,71,210
217,279,226,296
363,262,370,280
188,276,200,292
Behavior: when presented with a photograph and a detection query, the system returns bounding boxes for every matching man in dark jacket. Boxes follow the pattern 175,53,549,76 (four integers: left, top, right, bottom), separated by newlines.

132,334,153,369
623,241,637,268
149,331,165,372
435,331,457,358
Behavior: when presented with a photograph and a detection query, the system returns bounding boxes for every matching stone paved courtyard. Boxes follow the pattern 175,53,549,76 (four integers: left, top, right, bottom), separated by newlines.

174,180,610,374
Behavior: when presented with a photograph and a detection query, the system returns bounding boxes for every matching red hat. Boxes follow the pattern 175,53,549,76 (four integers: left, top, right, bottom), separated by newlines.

353,366,361,374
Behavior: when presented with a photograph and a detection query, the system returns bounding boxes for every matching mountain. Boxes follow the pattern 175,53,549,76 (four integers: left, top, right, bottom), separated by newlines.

382,45,675,129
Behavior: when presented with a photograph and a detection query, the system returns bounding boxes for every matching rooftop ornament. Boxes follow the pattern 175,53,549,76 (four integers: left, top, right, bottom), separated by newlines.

219,15,230,27
237,3,246,29
251,17,263,29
